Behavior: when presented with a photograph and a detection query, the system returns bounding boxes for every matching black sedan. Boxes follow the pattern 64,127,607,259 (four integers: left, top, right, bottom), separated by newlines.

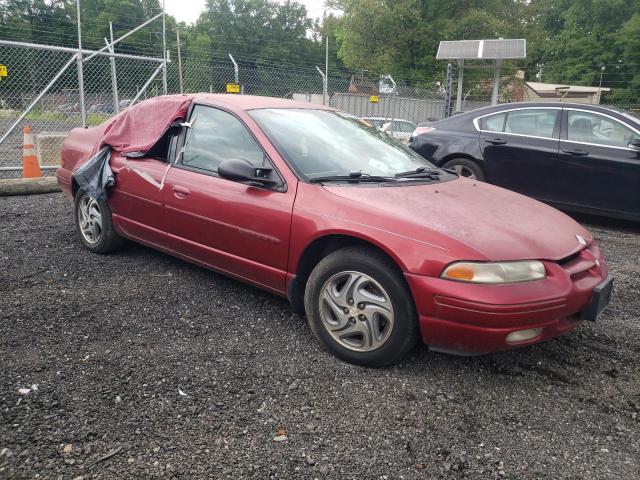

409,102,640,220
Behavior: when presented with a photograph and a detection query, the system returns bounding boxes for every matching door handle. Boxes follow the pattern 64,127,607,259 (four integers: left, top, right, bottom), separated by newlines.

562,149,589,156
172,185,191,198
485,138,507,145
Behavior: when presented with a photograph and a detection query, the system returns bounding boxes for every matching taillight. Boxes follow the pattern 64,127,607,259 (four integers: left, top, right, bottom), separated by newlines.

412,126,435,137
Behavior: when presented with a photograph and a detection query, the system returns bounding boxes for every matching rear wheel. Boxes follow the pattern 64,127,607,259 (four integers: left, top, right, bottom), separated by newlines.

304,247,418,367
74,189,124,254
442,158,484,181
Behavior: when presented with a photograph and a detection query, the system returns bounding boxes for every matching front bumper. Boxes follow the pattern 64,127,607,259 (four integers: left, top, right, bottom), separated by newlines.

405,243,609,355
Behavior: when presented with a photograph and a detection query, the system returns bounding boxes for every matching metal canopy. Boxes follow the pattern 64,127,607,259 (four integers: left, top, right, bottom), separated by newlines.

436,39,526,60
436,39,527,109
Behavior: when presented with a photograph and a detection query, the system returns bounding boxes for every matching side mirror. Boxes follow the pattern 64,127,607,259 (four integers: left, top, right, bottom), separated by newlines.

218,159,277,188
628,139,640,151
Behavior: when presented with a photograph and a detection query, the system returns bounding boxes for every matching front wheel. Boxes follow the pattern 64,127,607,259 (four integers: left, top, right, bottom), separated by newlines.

74,189,124,254
304,247,419,367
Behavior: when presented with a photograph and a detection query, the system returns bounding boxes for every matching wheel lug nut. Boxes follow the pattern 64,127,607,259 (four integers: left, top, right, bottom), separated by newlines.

349,317,355,323
347,298,354,305
358,303,365,310
359,314,366,320
343,307,349,314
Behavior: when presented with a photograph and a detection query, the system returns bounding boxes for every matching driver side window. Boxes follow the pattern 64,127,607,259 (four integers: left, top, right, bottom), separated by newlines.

181,105,264,174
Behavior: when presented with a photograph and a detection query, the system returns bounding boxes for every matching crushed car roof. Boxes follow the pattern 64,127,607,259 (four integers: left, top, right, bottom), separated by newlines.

93,94,331,156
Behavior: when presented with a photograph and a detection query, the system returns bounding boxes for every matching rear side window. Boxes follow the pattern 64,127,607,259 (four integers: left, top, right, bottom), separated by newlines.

396,121,416,133
480,113,506,132
567,111,640,148
181,105,264,174
504,109,558,138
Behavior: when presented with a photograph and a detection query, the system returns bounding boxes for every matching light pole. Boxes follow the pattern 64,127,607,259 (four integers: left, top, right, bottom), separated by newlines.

598,65,605,103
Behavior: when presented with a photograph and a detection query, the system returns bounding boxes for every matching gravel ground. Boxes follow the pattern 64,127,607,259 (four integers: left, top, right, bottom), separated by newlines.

1,193,639,480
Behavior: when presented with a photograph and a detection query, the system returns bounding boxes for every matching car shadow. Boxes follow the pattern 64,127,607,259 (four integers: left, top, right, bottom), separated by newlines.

117,239,631,384
567,211,640,234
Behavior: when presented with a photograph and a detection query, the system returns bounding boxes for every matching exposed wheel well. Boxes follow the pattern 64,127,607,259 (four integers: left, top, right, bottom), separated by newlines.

440,155,486,180
287,234,402,315
71,178,80,198
441,153,482,168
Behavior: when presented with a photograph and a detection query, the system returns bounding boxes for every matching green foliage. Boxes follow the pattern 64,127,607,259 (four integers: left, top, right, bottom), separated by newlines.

329,0,639,102
0,0,638,103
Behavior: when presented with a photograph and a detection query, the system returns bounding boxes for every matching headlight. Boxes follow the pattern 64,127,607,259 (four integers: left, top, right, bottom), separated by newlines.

441,260,546,284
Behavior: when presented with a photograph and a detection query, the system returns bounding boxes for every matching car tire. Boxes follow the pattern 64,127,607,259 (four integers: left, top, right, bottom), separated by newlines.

442,158,485,181
73,189,124,254
304,246,419,367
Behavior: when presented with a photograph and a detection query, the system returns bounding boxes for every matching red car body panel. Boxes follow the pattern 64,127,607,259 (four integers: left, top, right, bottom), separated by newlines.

57,94,610,355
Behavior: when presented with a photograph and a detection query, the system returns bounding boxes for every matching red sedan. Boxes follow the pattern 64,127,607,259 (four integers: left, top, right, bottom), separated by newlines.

56,94,613,366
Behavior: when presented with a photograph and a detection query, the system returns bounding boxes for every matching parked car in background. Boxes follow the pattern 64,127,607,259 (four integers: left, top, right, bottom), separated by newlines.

56,95,612,366
409,102,640,220
58,102,80,114
362,117,417,143
88,103,114,115
118,99,133,110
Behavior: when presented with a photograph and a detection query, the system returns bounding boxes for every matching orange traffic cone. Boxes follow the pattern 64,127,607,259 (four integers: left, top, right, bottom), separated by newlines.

22,125,42,178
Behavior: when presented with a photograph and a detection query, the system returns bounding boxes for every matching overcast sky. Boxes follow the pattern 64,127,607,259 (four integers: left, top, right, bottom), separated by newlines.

164,0,332,25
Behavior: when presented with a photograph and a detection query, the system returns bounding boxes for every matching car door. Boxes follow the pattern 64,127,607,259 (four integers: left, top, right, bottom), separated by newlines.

162,104,295,293
477,107,561,199
557,108,640,217
109,151,171,247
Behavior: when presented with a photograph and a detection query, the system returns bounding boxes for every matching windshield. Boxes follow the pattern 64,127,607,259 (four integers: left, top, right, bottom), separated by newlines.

249,108,436,180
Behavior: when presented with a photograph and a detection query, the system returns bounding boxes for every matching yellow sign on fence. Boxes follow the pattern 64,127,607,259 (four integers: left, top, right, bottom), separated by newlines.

0,65,7,77
369,95,379,103
226,83,240,94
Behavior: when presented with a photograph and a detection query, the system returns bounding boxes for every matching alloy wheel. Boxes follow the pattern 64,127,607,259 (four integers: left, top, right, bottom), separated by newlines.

77,194,103,244
319,271,395,352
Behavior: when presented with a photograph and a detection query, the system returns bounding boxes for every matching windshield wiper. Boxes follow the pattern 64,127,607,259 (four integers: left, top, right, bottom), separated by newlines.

309,171,396,184
394,166,442,179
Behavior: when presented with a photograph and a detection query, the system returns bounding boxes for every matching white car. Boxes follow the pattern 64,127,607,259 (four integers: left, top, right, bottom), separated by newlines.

361,117,417,144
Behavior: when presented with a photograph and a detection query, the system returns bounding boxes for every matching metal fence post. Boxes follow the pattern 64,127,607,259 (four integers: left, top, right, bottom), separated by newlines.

162,0,168,95
76,0,86,127
455,59,464,113
176,28,184,94
315,66,327,105
491,59,503,105
443,63,453,118
229,54,242,94
108,21,119,114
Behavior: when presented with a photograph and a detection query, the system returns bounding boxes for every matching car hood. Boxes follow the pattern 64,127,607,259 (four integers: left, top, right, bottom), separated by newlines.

321,177,592,261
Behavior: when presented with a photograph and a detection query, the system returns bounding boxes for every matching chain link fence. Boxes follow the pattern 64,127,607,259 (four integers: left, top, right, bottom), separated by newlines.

2,40,637,179
0,41,166,178
0,42,444,178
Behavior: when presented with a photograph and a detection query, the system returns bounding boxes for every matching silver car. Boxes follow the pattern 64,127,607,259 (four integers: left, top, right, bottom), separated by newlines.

362,117,417,144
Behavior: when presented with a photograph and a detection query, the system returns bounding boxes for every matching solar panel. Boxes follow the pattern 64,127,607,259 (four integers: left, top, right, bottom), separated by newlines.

436,39,526,60
436,40,480,60
483,39,526,59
